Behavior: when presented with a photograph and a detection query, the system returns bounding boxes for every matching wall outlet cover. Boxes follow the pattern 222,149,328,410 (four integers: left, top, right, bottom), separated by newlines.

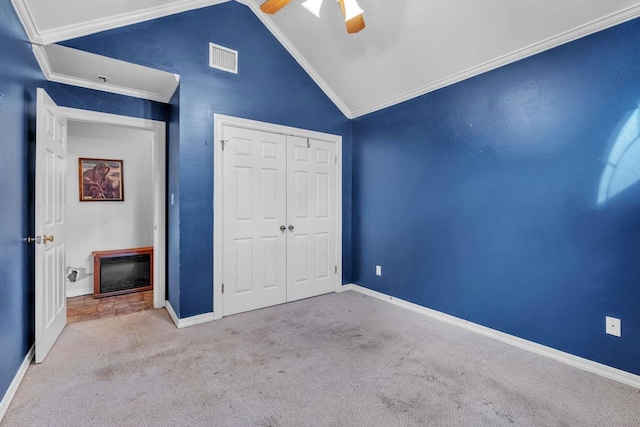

606,316,621,337
376,265,382,276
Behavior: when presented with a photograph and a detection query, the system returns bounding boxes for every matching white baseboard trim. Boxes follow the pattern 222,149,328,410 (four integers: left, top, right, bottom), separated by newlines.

66,287,92,298
0,345,34,424
339,284,640,389
165,301,215,329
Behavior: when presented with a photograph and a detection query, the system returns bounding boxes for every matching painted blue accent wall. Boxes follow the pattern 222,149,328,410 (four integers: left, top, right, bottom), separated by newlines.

45,82,169,122
0,0,43,403
61,1,352,317
168,87,181,314
352,19,640,374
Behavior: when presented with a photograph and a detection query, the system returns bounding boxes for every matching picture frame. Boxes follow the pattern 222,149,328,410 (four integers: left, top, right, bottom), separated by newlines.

78,158,124,201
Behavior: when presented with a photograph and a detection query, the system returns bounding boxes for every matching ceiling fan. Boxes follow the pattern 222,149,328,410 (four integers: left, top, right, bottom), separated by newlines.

260,0,366,34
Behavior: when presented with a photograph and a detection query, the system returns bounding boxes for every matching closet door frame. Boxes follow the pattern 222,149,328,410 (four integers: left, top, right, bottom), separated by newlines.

213,114,343,320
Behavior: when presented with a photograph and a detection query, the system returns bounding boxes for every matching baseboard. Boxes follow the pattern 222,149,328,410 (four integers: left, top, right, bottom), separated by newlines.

165,301,215,329
66,287,92,298
340,284,640,389
0,345,34,424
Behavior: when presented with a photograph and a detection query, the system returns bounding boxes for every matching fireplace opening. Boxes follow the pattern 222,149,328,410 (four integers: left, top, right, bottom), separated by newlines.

101,254,150,293
92,247,153,298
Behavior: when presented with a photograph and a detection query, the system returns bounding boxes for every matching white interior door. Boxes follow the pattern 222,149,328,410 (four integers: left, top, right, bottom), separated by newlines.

222,126,287,316
286,136,337,302
35,88,67,363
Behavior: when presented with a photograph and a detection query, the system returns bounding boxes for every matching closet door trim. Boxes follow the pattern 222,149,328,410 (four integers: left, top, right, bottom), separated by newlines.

213,114,343,320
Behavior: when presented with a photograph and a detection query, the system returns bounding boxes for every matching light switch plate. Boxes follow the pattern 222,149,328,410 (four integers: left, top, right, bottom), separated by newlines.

376,265,382,276
606,316,621,337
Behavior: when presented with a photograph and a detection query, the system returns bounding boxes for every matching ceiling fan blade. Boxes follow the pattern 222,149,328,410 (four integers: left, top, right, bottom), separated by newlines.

337,0,365,34
260,0,292,14
345,14,365,33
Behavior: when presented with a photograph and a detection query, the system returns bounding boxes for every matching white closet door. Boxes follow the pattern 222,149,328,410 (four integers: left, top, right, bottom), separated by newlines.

286,136,337,302
222,126,287,316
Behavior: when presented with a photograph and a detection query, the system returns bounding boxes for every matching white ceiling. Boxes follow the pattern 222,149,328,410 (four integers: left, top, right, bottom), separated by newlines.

13,0,640,116
33,44,179,103
12,0,228,44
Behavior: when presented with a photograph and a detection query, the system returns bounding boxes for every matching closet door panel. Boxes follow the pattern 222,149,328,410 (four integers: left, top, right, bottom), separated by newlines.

286,136,337,302
222,126,287,316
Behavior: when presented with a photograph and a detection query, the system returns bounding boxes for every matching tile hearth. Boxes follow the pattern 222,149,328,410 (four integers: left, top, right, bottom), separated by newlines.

67,290,154,324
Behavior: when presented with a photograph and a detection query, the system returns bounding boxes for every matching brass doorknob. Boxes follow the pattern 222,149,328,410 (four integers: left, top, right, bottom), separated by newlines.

42,235,54,243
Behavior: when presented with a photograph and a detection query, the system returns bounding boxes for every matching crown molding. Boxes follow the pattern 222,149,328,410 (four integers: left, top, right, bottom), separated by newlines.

236,0,353,119
32,45,53,78
15,0,640,118
13,0,230,46
11,0,43,44
350,3,640,118
32,45,179,103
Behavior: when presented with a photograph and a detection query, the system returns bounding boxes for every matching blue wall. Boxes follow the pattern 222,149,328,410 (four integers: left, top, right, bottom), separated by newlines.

45,82,169,122
167,87,181,312
0,0,42,403
61,1,352,317
352,19,640,374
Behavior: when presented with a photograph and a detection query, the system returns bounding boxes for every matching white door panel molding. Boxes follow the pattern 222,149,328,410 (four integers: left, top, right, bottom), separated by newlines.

214,114,342,318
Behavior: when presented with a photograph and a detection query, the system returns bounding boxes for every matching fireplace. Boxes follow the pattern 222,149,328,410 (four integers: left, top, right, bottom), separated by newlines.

92,247,153,298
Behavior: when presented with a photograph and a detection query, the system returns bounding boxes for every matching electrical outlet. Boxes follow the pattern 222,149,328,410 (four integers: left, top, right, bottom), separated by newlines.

376,265,382,276
606,316,621,337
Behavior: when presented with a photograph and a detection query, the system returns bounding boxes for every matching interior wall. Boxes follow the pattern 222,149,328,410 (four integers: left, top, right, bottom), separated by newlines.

65,121,154,297
45,82,169,123
0,0,43,404
58,1,353,318
167,87,181,312
352,17,640,375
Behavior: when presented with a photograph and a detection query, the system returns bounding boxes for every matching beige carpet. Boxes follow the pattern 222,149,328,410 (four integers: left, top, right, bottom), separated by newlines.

3,291,640,426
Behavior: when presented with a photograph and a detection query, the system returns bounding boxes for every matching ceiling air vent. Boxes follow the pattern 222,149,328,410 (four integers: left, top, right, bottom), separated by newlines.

209,43,238,74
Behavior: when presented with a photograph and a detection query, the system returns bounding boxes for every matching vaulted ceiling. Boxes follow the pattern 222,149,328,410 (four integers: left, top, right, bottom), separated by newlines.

13,0,640,118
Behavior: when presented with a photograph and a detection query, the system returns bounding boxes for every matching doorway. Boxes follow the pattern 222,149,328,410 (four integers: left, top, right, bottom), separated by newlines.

64,119,161,322
34,92,166,362
213,115,343,318
60,107,167,309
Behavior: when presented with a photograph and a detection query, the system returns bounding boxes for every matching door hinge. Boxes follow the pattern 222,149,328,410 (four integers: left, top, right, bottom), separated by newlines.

306,138,311,149
335,265,338,274
220,139,227,151
222,283,224,293
335,155,337,164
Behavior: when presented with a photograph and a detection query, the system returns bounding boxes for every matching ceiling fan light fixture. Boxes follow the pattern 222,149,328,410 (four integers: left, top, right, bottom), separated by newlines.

342,0,364,22
302,0,323,18
260,0,291,14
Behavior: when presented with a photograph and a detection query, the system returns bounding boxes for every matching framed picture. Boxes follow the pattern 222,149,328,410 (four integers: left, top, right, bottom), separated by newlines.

79,158,124,201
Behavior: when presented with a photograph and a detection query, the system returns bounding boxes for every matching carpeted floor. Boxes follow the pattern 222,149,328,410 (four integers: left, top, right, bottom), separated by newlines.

3,291,640,426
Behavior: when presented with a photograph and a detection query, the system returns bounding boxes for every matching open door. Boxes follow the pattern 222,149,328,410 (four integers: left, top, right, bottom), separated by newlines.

35,88,67,363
